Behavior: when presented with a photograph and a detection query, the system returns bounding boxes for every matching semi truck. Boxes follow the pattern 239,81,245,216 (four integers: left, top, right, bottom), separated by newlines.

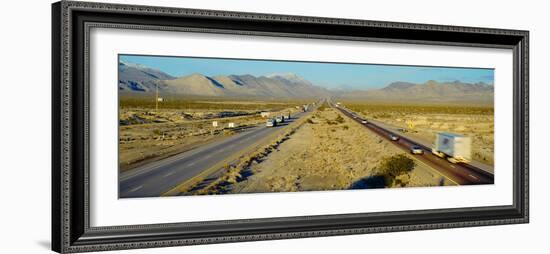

431,132,471,164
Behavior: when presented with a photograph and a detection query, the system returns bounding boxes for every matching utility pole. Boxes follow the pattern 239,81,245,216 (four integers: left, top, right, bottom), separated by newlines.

155,82,159,113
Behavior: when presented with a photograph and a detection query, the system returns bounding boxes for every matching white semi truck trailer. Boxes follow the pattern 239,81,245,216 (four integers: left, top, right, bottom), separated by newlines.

431,132,472,164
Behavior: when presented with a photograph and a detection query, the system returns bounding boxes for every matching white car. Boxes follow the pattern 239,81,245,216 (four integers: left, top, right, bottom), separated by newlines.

361,120,367,124
390,134,400,141
266,119,276,127
410,145,424,155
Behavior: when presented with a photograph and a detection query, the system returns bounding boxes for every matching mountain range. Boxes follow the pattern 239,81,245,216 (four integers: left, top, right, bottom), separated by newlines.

333,80,494,104
118,61,493,104
119,61,329,98
119,62,176,92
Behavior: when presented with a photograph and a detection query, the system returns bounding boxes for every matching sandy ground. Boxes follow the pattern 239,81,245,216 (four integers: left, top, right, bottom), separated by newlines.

119,107,298,171
225,107,449,194
361,113,494,165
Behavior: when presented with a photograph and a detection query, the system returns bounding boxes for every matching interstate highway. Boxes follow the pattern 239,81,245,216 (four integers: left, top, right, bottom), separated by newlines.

331,102,494,185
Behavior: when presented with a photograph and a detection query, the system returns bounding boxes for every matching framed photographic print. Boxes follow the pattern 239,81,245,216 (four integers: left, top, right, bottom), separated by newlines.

52,1,529,253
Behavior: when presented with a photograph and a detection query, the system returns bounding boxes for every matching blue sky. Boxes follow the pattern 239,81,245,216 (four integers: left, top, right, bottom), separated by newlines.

120,54,494,90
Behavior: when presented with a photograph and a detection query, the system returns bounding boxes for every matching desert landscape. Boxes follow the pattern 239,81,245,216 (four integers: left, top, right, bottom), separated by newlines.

117,55,495,198
119,97,306,171
340,102,494,166
184,103,452,196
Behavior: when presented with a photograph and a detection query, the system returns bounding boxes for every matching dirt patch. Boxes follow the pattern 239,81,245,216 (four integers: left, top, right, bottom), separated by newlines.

195,107,449,195
184,114,310,195
119,106,300,172
344,103,494,165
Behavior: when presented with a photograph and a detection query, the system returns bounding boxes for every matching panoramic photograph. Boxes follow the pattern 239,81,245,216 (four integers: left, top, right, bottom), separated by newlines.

118,54,495,198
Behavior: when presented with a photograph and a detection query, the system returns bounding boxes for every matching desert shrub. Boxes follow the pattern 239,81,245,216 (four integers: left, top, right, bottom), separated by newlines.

341,102,494,116
394,174,411,187
373,113,392,119
223,129,236,135
378,154,415,177
342,125,349,130
307,118,314,124
120,96,313,111
317,102,329,111
374,154,416,187
335,115,345,123
152,129,162,135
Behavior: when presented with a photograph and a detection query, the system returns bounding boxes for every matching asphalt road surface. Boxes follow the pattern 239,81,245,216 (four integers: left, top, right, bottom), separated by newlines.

119,110,310,198
331,103,494,185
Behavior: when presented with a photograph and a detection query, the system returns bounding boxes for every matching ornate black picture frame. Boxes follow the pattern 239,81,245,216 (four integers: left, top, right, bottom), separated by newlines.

52,1,529,253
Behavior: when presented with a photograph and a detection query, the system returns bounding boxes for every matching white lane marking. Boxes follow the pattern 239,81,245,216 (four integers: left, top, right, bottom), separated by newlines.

129,185,143,193
121,127,265,181
407,156,458,185
163,171,175,178
468,174,479,180
187,161,197,166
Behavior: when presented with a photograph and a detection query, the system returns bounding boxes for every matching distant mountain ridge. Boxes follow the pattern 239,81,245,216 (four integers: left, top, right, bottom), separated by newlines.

382,81,416,90
119,62,329,98
119,62,493,103
335,80,494,104
118,61,176,92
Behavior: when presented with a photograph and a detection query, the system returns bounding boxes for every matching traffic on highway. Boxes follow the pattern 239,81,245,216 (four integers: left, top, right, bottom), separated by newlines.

330,102,494,185
119,102,320,198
